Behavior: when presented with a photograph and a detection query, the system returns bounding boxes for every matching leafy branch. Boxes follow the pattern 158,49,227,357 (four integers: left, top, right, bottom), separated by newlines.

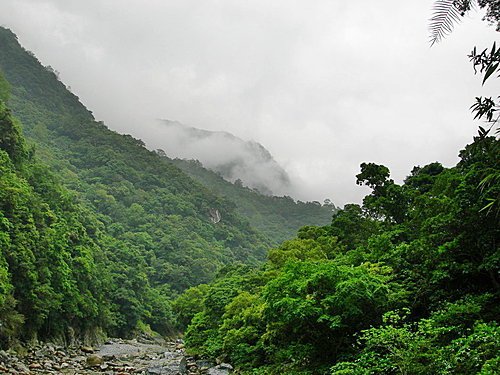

429,1,500,216
469,42,500,136
430,1,500,45
429,0,468,46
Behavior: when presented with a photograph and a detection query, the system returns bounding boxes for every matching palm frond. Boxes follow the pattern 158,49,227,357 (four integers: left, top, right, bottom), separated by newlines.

429,0,463,46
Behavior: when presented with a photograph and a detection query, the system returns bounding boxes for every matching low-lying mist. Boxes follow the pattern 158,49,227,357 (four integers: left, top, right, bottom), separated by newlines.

141,119,293,196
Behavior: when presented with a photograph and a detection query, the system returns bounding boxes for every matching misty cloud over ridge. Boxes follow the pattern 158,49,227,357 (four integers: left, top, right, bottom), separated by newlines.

1,0,499,204
143,120,292,196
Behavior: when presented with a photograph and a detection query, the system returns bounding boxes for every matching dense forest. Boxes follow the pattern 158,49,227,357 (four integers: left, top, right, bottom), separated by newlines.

180,139,499,373
171,158,335,245
178,2,500,373
0,26,335,346
0,1,499,374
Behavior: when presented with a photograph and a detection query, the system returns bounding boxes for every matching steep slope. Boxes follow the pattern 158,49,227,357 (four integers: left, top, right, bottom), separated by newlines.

171,158,335,245
0,27,268,301
146,119,292,196
0,26,335,249
0,97,109,343
0,26,337,341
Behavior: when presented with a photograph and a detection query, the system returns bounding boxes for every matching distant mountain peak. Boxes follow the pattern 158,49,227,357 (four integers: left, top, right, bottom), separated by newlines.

145,119,291,196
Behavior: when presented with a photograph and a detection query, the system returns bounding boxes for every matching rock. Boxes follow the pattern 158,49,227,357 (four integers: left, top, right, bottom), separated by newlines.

164,352,178,360
102,353,115,361
147,355,187,374
106,361,122,368
196,359,213,369
207,363,233,375
72,355,86,363
98,342,144,358
85,354,103,367
33,350,44,358
80,346,94,353
55,350,66,357
14,362,30,373
0,350,10,361
148,366,171,375
0,338,228,375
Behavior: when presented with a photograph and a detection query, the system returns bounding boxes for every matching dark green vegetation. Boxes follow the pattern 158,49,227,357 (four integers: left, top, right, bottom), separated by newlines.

181,137,500,374
171,158,335,245
182,4,500,369
1,1,499,373
0,96,111,344
0,27,333,345
180,4,500,362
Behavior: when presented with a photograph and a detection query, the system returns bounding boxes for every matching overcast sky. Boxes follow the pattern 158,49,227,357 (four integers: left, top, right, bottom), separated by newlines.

1,0,498,205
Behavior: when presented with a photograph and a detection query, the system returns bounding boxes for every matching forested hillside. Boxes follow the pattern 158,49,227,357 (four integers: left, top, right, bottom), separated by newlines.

0,26,339,347
0,27,269,342
0,27,270,275
1,4,499,373
0,92,110,344
180,137,500,374
171,158,335,245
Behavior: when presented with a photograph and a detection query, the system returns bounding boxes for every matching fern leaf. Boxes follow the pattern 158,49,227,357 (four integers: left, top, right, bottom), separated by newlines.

429,0,463,46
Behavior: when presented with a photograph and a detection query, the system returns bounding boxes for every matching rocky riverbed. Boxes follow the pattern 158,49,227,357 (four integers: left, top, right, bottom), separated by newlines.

0,338,233,375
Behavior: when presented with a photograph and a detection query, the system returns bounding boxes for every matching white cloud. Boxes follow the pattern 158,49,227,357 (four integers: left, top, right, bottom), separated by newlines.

1,0,498,205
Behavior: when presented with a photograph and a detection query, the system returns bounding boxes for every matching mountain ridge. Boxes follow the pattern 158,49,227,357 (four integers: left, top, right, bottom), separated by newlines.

0,25,336,341
0,25,268,339
145,119,292,196
170,157,335,245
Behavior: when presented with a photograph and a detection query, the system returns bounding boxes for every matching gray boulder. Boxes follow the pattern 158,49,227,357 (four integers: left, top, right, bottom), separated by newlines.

207,363,234,375
147,353,187,374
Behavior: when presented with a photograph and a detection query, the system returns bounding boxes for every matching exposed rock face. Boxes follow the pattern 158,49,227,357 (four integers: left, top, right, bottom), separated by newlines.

0,338,231,375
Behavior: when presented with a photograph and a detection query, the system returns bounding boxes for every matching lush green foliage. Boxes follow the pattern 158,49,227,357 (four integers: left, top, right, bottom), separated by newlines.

0,26,338,345
331,298,500,374
171,158,336,245
0,98,108,344
0,18,498,375
0,26,271,288
182,136,499,374
0,27,278,343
